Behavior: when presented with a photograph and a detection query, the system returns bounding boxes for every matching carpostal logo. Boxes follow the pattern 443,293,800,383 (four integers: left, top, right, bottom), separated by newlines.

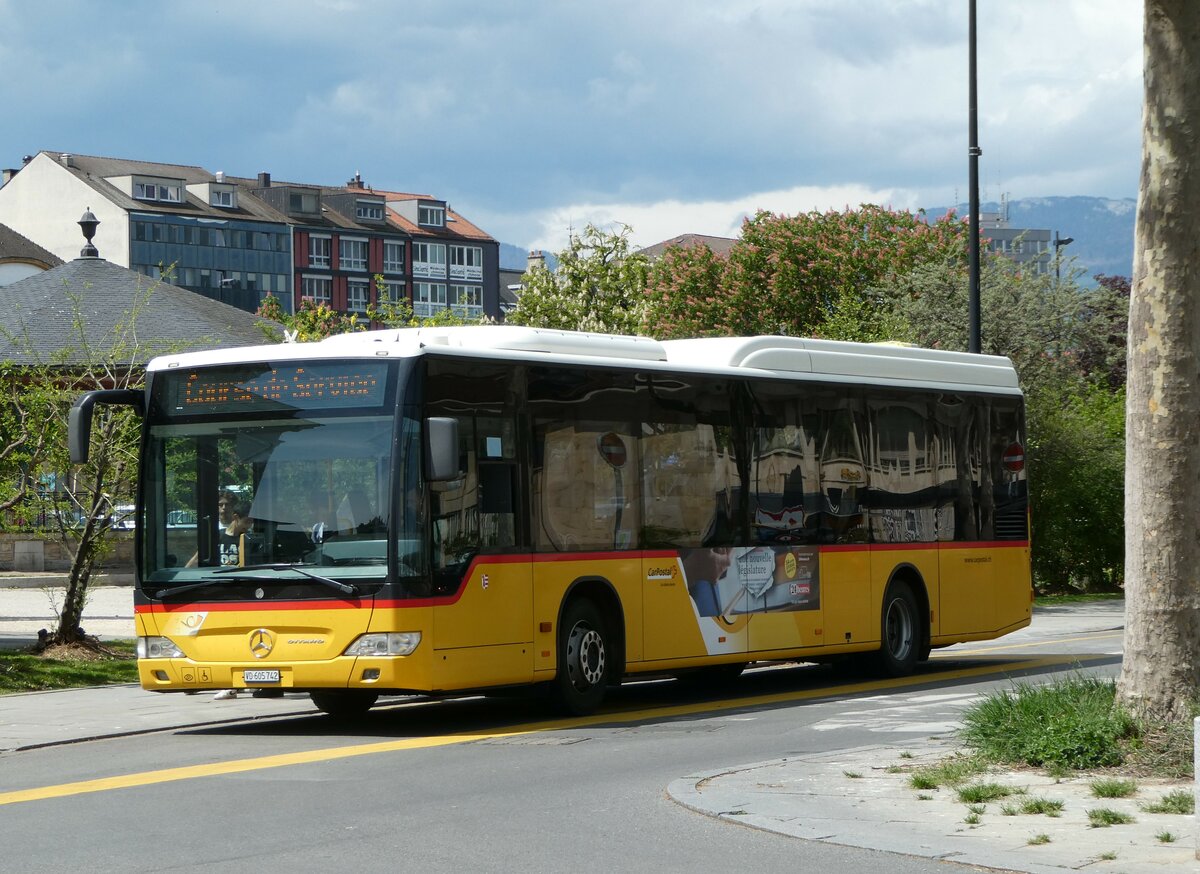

646,563,679,581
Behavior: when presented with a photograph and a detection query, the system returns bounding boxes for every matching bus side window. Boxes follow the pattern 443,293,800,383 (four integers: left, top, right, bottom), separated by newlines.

424,360,520,584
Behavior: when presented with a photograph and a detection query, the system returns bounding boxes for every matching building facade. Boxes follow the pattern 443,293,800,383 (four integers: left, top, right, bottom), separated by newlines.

0,152,502,319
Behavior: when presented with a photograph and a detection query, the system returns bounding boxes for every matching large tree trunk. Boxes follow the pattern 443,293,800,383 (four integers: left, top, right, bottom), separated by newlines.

1118,0,1200,722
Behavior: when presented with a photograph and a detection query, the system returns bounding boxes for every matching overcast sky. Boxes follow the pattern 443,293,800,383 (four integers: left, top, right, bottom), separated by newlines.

0,0,1141,252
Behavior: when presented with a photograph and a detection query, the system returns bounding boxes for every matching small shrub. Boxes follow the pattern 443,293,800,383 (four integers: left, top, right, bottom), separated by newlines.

958,675,1137,769
843,770,862,779
964,812,981,825
1157,831,1177,843
909,756,987,791
1090,777,1136,798
965,803,986,815
957,783,1014,804
1087,807,1135,827
1018,797,1065,816
885,765,903,774
916,793,933,801
1140,789,1194,815
1027,833,1051,845
898,751,914,759
1097,851,1117,861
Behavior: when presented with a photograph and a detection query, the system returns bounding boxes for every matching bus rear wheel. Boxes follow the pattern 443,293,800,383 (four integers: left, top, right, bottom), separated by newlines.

876,580,920,677
310,690,379,718
554,599,609,715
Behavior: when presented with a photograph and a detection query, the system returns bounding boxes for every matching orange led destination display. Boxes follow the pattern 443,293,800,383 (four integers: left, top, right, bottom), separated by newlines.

166,362,390,415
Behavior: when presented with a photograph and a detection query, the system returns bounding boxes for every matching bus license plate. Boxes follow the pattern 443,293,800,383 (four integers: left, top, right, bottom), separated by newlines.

243,670,280,684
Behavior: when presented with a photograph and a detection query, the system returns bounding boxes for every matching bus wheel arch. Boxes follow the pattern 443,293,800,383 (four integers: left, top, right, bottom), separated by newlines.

877,566,928,676
554,577,624,715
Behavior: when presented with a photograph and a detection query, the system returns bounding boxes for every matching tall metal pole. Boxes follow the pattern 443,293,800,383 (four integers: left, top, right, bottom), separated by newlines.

968,0,982,353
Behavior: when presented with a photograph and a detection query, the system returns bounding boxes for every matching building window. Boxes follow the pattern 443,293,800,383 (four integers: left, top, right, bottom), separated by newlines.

383,241,405,273
211,188,235,208
340,238,368,271
289,191,320,214
413,242,446,278
309,236,331,268
449,245,484,280
450,284,482,318
356,201,385,221
301,276,332,304
134,181,182,202
418,205,445,227
380,280,405,304
347,279,370,314
414,281,447,318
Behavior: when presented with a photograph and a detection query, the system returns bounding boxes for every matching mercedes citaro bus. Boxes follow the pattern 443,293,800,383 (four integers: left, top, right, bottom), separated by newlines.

69,326,1031,716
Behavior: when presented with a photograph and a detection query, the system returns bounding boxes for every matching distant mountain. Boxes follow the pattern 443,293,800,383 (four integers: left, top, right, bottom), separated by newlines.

927,196,1136,283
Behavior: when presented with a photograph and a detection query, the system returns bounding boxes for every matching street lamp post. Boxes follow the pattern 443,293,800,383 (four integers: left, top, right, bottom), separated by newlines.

1053,232,1074,280
968,0,982,354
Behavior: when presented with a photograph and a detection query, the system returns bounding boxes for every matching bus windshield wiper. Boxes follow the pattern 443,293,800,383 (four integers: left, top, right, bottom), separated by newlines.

155,577,244,600
212,563,359,596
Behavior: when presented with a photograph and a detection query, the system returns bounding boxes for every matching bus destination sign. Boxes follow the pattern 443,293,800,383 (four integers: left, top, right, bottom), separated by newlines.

166,362,390,415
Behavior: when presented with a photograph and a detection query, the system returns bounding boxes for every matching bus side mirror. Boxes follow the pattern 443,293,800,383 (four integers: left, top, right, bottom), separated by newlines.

426,417,461,481
69,389,144,464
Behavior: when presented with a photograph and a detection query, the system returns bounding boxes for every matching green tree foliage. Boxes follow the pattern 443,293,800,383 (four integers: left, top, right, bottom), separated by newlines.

1,283,165,647
257,294,364,342
645,205,969,339
1026,383,1125,591
643,241,734,337
257,276,472,343
508,224,649,334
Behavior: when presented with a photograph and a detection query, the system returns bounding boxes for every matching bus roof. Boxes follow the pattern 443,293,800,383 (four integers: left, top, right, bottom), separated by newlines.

147,325,1021,392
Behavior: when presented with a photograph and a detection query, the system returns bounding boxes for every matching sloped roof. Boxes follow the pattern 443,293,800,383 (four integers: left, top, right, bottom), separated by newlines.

640,233,738,260
0,222,62,268
37,151,291,225
0,255,274,366
376,189,495,242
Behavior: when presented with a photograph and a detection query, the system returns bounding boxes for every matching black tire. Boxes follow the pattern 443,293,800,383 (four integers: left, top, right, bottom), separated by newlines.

310,690,379,718
876,580,920,677
554,599,609,715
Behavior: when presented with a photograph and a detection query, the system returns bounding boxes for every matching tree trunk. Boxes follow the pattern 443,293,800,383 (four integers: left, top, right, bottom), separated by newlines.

1118,0,1200,722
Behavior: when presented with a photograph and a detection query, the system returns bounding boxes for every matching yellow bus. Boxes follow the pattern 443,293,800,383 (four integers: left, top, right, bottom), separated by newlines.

70,327,1031,716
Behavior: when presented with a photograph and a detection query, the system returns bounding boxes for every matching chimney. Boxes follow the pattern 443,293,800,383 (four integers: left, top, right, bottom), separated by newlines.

257,171,271,189
1,168,18,186
60,153,74,168
527,250,546,271
348,171,365,190
215,170,225,183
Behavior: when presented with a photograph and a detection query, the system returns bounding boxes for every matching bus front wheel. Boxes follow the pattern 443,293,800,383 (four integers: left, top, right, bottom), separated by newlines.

554,599,609,715
877,580,920,677
310,690,379,718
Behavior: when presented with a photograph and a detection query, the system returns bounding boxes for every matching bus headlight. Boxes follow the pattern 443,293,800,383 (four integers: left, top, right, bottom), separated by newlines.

344,632,421,656
137,636,185,659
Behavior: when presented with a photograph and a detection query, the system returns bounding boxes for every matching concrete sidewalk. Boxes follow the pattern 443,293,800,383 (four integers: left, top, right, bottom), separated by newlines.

3,594,1190,873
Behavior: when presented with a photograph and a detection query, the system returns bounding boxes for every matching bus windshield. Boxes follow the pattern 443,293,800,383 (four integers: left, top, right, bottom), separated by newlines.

140,359,419,594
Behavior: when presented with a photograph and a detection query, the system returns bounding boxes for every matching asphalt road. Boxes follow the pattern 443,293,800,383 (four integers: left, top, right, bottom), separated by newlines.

0,606,1125,873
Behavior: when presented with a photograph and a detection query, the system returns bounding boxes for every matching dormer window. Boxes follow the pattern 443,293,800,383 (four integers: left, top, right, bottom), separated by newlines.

355,199,385,221
211,187,235,208
289,191,320,214
134,180,182,203
418,204,445,227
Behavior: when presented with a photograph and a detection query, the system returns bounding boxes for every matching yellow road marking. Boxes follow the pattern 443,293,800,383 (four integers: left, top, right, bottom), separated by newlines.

939,631,1123,656
0,652,1110,807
